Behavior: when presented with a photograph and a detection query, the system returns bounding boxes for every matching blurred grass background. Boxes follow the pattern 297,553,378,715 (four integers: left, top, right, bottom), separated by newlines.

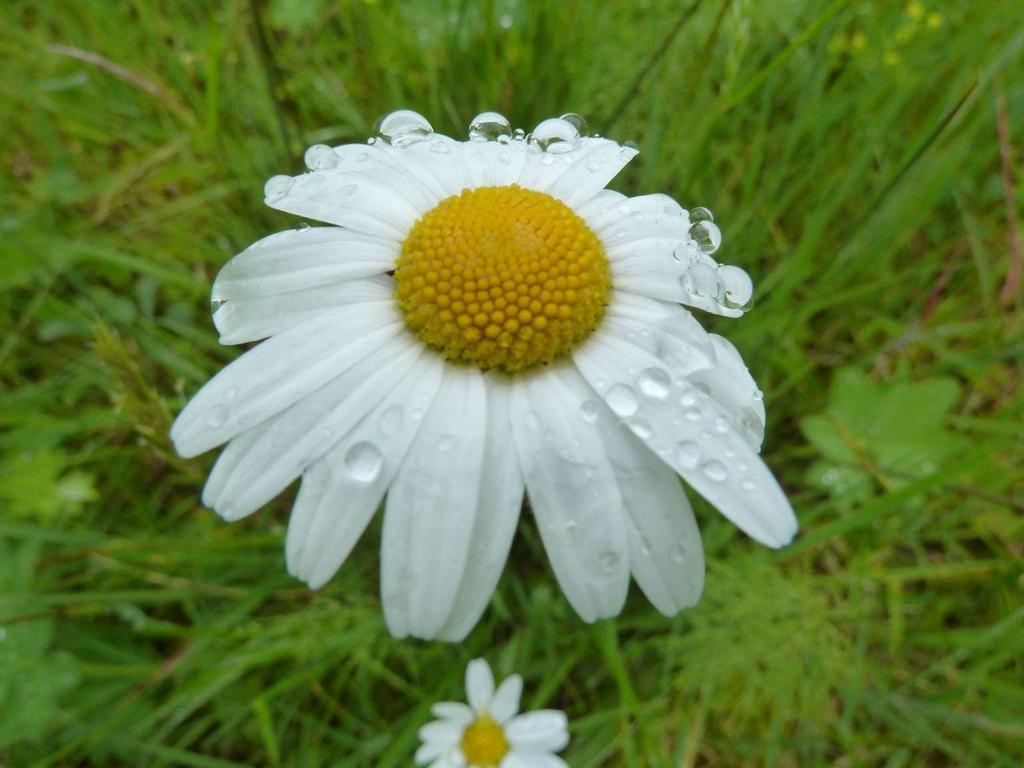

1,0,1023,765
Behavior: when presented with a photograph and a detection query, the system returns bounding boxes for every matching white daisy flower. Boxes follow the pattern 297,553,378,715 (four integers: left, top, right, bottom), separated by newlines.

171,109,798,641
417,658,569,768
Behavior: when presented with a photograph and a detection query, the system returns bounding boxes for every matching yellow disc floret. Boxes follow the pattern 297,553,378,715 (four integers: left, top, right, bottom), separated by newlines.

395,185,610,373
460,714,510,767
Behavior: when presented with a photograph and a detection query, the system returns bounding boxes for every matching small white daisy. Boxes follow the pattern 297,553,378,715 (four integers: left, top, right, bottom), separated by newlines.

171,110,798,641
417,658,569,768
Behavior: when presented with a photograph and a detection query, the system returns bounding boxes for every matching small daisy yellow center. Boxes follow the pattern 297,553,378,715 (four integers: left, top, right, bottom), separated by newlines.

460,713,510,767
394,185,610,373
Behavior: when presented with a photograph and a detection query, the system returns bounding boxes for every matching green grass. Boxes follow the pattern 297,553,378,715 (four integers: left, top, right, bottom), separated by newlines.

2,0,1022,765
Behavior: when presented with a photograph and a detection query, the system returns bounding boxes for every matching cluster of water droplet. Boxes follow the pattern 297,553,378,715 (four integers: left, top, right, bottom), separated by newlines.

590,366,764,494
363,108,637,161
666,207,754,312
265,108,754,315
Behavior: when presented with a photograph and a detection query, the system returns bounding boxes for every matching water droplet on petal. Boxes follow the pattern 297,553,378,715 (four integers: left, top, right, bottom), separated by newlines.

564,521,581,542
689,220,722,255
683,262,719,297
606,384,639,417
559,112,588,136
702,460,728,482
623,139,639,151
585,160,600,172
671,543,686,562
263,175,293,200
379,405,403,436
580,400,600,422
598,550,620,573
429,138,451,154
690,206,714,223
718,265,754,309
205,405,228,428
374,109,433,147
437,435,454,453
676,440,701,469
344,441,383,482
740,478,757,491
530,117,580,153
683,406,702,421
468,111,513,142
713,416,731,434
637,368,671,400
629,418,653,440
739,407,766,445
339,183,357,196
304,144,338,170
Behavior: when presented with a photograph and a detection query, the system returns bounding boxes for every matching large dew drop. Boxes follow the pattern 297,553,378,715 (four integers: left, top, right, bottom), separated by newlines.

205,404,228,429
559,112,588,137
468,111,512,142
690,206,714,223
263,175,293,200
683,262,719,298
701,460,728,482
374,110,433,148
530,117,580,154
637,367,671,400
344,441,383,483
580,400,600,423
676,440,701,469
689,220,722,255
718,265,754,309
304,144,339,170
605,384,639,417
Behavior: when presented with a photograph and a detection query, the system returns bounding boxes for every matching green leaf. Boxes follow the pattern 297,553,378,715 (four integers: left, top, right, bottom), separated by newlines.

799,367,967,500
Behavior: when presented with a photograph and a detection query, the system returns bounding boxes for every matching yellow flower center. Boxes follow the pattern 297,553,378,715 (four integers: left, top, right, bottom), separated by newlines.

460,714,510,767
394,185,610,373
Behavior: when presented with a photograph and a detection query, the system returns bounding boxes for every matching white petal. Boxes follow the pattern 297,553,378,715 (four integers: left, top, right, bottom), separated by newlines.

431,701,475,726
211,227,395,301
573,332,798,548
376,138,471,199
610,245,747,318
286,353,445,586
436,379,524,642
419,720,463,746
603,303,715,381
489,674,523,723
689,334,766,449
212,275,394,345
170,302,401,458
462,140,530,188
202,333,420,521
510,365,629,623
505,711,569,752
415,741,447,765
574,189,627,220
311,143,446,209
380,368,489,640
585,193,689,247
505,754,568,768
465,659,495,712
595,409,705,615
265,169,422,239
603,296,765,450
518,138,637,208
